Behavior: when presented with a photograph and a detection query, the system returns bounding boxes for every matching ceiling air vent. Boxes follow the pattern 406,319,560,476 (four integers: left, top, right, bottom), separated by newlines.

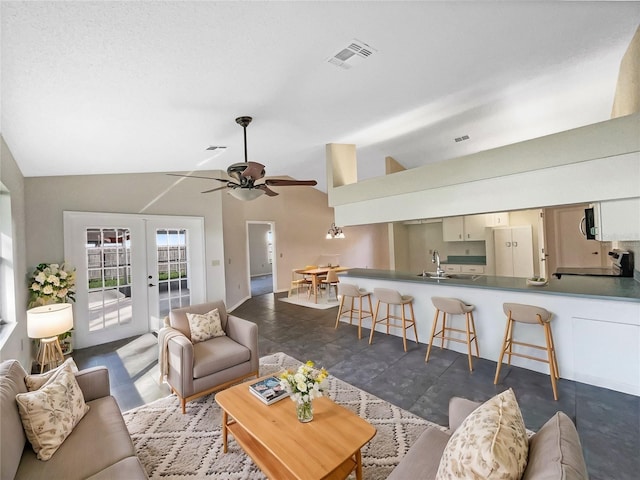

327,39,377,69
454,135,470,143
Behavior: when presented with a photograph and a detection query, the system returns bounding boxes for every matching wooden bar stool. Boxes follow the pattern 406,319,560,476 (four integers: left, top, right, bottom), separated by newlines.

494,302,560,400
425,296,479,371
335,283,373,339
369,288,418,352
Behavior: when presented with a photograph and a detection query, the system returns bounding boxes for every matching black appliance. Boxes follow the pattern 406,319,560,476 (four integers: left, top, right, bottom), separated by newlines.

553,249,634,279
580,207,596,240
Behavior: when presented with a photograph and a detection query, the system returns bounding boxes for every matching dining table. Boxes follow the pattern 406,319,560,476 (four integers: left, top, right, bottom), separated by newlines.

295,266,350,304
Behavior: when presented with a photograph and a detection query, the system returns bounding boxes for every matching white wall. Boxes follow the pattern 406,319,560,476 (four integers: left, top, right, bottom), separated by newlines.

222,186,390,309
248,223,272,276
24,172,227,304
330,114,640,213
0,137,30,368
329,114,640,226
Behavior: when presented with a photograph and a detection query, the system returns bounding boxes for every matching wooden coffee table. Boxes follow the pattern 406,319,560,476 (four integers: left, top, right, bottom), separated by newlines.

216,377,376,480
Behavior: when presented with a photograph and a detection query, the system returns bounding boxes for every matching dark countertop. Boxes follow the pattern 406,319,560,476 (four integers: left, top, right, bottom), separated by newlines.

341,268,640,303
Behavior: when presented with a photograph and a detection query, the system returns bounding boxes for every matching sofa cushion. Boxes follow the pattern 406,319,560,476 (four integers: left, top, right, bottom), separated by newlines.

15,362,90,460
15,396,138,480
187,308,226,343
523,411,588,480
436,388,528,480
86,457,149,480
192,335,251,378
0,360,29,480
25,357,79,391
387,426,451,480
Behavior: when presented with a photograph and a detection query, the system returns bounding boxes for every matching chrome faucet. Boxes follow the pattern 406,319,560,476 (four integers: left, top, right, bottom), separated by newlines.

432,250,445,277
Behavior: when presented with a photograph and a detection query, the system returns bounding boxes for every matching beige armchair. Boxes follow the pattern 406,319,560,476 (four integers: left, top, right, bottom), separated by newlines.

158,300,259,413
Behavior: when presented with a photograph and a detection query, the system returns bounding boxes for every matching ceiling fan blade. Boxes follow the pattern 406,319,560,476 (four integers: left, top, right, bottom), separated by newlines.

201,185,230,194
264,179,318,187
241,161,266,181
255,184,279,196
166,173,230,183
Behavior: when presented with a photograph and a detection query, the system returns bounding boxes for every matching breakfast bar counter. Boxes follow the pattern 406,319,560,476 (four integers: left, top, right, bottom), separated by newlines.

341,268,640,303
339,269,640,396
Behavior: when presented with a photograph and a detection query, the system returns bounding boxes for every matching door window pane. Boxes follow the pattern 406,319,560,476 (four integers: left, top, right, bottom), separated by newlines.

156,229,190,317
86,228,133,331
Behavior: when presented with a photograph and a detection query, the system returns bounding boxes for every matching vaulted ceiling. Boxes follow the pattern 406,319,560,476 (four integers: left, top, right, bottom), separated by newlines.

2,2,638,192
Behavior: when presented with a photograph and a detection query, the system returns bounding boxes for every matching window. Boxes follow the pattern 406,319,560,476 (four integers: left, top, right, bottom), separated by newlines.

0,182,15,326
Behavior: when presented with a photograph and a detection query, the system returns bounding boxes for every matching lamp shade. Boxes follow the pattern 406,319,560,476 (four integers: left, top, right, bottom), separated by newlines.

228,188,264,201
27,303,74,339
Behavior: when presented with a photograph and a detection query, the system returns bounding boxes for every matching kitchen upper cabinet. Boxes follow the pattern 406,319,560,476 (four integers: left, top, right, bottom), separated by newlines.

442,216,465,241
494,226,534,278
486,212,510,227
442,215,487,241
594,198,640,241
463,215,487,240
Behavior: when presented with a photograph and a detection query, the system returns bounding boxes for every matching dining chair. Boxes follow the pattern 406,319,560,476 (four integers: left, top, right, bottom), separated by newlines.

289,269,310,298
320,269,340,300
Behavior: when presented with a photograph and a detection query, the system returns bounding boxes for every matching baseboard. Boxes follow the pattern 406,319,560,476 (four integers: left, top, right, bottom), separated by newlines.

227,295,251,312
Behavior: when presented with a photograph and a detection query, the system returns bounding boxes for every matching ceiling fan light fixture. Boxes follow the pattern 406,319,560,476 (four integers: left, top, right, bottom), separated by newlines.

326,222,345,239
228,188,264,201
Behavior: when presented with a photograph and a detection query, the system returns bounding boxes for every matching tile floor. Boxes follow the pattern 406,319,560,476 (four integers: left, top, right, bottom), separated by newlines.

251,273,273,296
73,292,639,480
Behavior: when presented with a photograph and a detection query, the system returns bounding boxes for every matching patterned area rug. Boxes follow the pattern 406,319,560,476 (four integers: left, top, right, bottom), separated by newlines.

123,352,448,479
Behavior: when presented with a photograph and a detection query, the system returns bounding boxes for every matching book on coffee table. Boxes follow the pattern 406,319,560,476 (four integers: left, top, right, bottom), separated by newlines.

249,376,289,405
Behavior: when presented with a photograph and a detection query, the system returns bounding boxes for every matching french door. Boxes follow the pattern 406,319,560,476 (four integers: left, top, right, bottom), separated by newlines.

64,212,205,348
145,217,205,331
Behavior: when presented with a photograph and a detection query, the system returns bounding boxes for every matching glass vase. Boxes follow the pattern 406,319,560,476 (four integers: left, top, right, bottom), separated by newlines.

296,399,313,423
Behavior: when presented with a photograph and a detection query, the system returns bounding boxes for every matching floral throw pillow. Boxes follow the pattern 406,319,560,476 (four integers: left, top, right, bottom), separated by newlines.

25,357,79,391
15,362,90,460
186,308,226,343
436,388,528,480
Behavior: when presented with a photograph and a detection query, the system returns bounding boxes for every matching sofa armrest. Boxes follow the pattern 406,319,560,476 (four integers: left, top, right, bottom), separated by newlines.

448,397,481,431
75,367,110,402
166,334,194,397
226,315,259,373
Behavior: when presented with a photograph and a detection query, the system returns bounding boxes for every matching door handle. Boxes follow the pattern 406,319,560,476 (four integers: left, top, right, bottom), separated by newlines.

513,241,518,247
148,283,156,287
505,242,511,247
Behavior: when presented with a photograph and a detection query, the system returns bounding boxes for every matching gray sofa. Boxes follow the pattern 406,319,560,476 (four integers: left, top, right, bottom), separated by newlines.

389,396,589,479
0,359,147,480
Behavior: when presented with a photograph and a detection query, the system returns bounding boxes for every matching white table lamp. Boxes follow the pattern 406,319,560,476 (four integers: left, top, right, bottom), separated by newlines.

27,303,74,373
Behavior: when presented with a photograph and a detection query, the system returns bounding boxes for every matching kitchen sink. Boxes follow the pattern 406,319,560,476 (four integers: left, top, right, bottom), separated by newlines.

417,272,481,281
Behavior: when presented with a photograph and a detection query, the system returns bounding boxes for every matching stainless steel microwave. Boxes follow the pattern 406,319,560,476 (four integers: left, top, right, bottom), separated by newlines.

581,207,596,240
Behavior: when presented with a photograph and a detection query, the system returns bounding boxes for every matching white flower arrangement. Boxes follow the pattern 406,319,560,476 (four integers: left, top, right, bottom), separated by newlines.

28,262,76,308
279,360,329,404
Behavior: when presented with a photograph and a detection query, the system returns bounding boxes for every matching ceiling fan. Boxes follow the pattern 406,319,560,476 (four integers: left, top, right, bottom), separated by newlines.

168,116,317,200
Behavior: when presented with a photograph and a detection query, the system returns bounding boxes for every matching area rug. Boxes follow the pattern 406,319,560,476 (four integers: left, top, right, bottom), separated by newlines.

279,295,339,310
123,352,448,479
